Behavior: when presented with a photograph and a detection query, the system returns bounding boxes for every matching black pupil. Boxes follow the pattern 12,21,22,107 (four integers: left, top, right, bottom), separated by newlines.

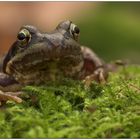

74,26,80,34
17,32,26,40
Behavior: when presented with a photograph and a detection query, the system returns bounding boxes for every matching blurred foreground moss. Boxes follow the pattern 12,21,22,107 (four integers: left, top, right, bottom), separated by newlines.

0,66,140,138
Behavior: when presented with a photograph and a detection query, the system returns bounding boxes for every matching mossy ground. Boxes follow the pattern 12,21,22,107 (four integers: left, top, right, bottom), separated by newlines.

0,66,140,138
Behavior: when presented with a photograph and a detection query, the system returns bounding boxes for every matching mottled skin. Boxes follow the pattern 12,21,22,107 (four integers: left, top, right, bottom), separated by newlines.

0,20,109,104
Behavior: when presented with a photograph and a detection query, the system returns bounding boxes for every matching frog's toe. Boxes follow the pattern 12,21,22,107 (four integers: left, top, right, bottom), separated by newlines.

0,90,23,105
83,68,108,87
94,68,107,84
82,75,95,87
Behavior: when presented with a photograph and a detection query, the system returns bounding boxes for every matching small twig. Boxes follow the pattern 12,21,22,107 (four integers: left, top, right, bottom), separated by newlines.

129,83,140,92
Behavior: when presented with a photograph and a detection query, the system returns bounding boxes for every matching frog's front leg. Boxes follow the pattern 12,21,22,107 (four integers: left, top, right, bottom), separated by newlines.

81,46,108,86
0,73,23,105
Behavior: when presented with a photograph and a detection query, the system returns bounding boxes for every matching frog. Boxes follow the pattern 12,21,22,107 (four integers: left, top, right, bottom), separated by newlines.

0,20,111,105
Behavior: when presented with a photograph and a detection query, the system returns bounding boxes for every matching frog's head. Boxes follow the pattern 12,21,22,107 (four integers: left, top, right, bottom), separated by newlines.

3,21,83,84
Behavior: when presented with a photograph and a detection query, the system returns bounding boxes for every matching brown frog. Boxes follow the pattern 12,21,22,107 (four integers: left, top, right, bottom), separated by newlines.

0,20,111,104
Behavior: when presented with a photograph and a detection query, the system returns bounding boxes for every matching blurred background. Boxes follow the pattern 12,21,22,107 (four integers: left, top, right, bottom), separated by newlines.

0,2,140,64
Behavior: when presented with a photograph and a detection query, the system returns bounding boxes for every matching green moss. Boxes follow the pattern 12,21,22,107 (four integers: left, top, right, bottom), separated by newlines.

0,66,140,138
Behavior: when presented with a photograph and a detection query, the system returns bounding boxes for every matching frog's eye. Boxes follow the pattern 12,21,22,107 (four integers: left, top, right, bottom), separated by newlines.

73,26,80,34
70,23,80,41
17,29,31,46
17,32,26,40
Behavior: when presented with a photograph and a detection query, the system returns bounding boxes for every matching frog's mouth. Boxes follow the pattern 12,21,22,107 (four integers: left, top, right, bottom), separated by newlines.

5,42,83,78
